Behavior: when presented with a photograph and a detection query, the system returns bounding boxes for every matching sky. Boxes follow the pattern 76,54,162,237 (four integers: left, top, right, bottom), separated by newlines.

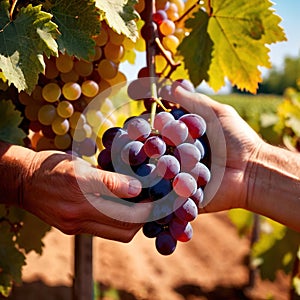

267,0,300,70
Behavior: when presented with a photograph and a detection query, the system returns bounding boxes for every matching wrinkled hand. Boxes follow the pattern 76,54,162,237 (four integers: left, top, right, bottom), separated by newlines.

173,86,264,213
22,150,152,242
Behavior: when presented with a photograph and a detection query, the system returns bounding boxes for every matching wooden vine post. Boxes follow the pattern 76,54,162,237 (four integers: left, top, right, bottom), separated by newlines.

73,235,94,300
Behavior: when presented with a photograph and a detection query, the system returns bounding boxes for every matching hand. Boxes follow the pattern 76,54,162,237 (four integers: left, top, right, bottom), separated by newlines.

173,86,264,213
21,150,152,242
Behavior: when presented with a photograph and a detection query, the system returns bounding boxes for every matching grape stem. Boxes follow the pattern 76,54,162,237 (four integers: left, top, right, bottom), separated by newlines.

9,0,18,20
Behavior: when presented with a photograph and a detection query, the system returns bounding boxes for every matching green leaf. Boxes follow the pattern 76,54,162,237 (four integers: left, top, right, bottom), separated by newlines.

0,223,25,297
0,100,26,145
16,212,51,255
49,0,100,59
252,220,300,281
96,0,138,41
207,0,286,93
177,9,213,86
228,209,254,236
0,2,58,93
179,0,286,93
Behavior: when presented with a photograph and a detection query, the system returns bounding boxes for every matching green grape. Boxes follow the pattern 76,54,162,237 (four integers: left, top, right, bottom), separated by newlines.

159,19,175,36
19,91,34,105
94,26,109,46
32,85,45,103
62,82,81,101
108,28,125,45
71,123,92,142
57,101,74,118
166,3,179,21
74,60,93,77
56,53,74,73
44,58,59,79
81,80,99,98
86,109,104,128
54,133,72,150
42,82,62,103
38,104,57,126
69,111,86,129
104,42,124,62
98,79,112,98
60,69,80,83
89,46,102,62
97,59,118,79
162,35,180,54
36,136,55,151
25,104,40,121
170,0,184,15
51,116,70,135
123,37,135,50
107,71,127,88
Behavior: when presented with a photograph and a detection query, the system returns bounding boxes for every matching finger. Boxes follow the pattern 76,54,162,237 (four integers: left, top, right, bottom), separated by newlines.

80,167,142,199
172,85,224,119
85,194,153,224
78,220,142,242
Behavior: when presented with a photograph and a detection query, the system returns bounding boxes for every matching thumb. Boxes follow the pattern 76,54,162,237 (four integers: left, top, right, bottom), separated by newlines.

84,168,142,199
173,85,224,120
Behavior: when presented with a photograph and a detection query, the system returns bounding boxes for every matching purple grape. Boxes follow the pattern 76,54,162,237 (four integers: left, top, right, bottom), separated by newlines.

193,139,205,159
190,187,204,208
152,10,168,25
97,148,113,171
149,178,172,201
174,198,198,222
127,79,150,100
144,136,166,158
111,130,131,153
179,113,206,139
169,218,193,242
121,141,147,166
170,108,186,120
161,120,188,146
174,143,201,169
156,154,180,179
155,231,177,255
143,222,163,238
102,127,124,150
153,111,175,132
158,84,172,101
173,172,197,198
74,138,97,157
190,162,211,187
126,117,151,141
135,163,158,187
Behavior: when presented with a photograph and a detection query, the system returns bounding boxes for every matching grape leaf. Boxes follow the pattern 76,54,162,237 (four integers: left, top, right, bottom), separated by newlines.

0,2,58,93
179,0,286,93
207,0,286,93
228,209,254,236
0,100,26,145
16,212,51,255
252,223,300,280
49,0,100,59
177,9,213,85
0,223,25,297
96,0,138,41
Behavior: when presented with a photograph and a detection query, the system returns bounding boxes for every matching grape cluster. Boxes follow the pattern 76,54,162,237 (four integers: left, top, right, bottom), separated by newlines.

18,21,128,158
98,82,211,255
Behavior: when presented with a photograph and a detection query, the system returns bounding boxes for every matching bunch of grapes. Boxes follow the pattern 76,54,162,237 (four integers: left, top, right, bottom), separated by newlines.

98,80,211,255
18,21,128,160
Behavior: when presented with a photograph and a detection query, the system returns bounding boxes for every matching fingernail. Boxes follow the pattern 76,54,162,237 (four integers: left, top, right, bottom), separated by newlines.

128,179,141,196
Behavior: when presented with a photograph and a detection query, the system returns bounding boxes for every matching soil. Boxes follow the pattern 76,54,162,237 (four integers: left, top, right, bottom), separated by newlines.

6,212,290,300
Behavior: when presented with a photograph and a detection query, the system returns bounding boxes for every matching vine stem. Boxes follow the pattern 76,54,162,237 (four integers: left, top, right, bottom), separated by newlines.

9,0,18,20
143,0,158,129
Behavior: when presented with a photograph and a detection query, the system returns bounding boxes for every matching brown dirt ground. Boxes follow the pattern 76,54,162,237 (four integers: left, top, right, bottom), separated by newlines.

6,212,290,300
